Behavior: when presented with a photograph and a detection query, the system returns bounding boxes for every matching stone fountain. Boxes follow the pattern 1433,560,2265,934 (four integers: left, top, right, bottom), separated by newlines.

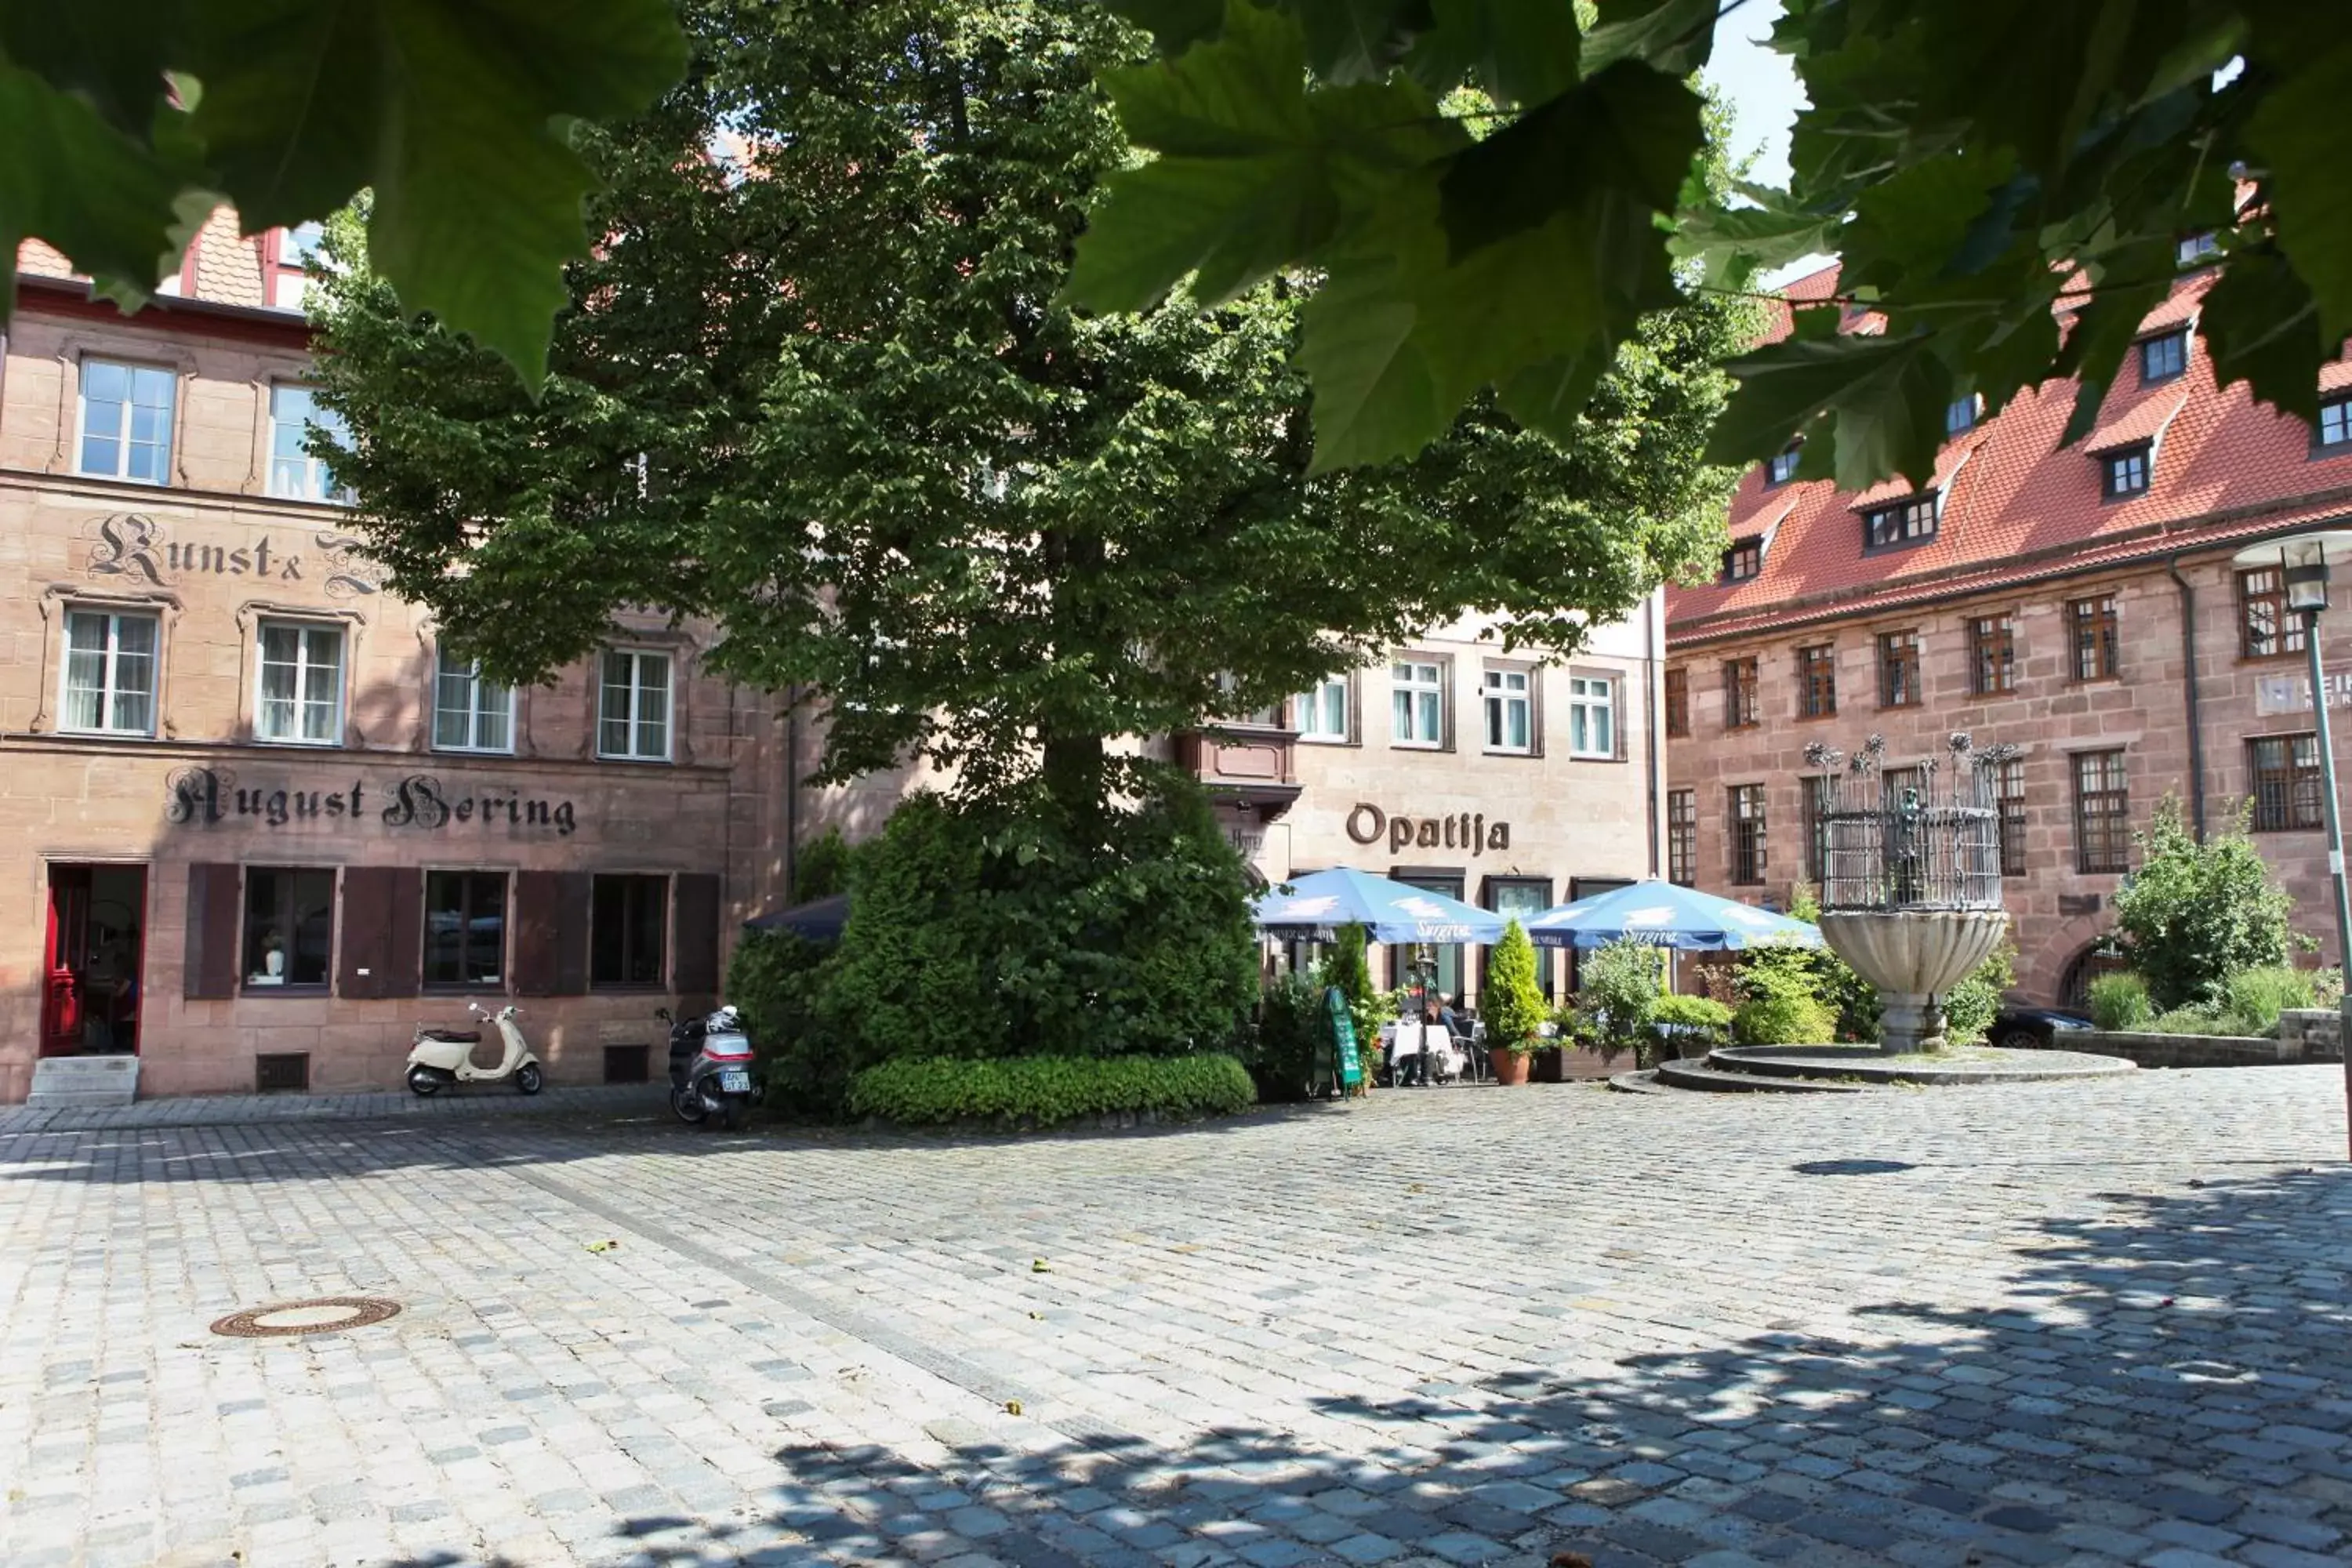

1807,733,2013,1054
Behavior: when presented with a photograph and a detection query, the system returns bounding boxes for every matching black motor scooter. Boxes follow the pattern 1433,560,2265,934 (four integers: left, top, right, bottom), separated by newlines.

659,1004,756,1130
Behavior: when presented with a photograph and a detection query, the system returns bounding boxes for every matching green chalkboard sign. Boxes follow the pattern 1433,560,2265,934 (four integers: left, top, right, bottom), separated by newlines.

1326,986,1364,1090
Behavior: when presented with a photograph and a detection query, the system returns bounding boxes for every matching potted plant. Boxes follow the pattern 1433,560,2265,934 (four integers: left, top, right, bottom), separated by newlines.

1482,920,1546,1085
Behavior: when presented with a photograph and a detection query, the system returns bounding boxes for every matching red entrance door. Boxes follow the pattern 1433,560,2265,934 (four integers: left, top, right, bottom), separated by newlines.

41,864,147,1057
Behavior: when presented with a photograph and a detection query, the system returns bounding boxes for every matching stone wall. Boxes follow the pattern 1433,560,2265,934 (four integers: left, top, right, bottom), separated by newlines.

2278,1008,2345,1061
2076,1030,2319,1069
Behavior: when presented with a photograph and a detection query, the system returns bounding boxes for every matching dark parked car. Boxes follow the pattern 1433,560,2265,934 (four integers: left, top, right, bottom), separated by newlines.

1989,1005,2096,1051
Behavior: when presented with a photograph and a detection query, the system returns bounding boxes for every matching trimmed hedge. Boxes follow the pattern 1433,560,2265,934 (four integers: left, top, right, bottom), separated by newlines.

846,1053,1256,1129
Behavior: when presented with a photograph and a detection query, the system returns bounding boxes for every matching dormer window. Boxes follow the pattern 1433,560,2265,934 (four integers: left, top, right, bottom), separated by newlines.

1864,495,1939,550
2140,329,2189,385
2319,394,2351,452
2103,442,2152,499
1945,394,1980,436
2176,232,2220,268
1722,539,1762,582
1765,445,1801,486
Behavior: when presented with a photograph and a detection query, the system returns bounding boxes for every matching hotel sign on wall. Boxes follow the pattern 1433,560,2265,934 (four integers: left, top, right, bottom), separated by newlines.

2254,671,2352,715
165,768,579,836
1345,802,1511,855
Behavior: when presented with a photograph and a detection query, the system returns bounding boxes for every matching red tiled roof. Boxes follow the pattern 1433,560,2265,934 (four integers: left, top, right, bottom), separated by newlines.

1846,436,1982,512
1668,267,2352,644
2081,387,2187,456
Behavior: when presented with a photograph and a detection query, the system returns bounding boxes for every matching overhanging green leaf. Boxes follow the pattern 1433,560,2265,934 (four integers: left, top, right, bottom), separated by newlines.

2200,241,2328,430
2247,39,2352,341
1416,0,1582,107
1708,330,1954,491
1438,58,1700,258
1069,152,1338,310
0,58,187,308
1583,0,1719,79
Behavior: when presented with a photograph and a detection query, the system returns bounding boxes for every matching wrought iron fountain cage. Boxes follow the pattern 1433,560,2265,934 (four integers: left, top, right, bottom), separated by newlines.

1803,733,2015,913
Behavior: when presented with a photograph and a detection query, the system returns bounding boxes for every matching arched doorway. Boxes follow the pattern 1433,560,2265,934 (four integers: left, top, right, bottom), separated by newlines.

2060,942,2127,1011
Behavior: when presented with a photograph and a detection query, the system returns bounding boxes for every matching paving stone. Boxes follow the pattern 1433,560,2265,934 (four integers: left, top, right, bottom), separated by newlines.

6,1070,2350,1568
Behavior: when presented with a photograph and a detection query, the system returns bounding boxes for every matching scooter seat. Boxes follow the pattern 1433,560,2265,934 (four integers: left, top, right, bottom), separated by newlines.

419,1029,481,1044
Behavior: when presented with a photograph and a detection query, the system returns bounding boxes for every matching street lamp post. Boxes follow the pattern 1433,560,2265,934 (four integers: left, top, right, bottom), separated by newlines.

2236,532,2352,1160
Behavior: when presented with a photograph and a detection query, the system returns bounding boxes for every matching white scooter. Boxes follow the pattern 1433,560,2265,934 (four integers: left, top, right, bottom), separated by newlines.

405,1002,544,1096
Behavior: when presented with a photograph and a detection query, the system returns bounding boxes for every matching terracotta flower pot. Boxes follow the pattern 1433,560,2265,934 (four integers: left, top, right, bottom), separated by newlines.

1489,1047,1531,1085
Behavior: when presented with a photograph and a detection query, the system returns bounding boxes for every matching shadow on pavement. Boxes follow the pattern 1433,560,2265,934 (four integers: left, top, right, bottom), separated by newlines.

326,1163,2352,1568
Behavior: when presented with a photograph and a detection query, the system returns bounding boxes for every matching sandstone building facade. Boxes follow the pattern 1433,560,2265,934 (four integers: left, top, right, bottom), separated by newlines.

1667,264,2352,1004
2,230,789,1104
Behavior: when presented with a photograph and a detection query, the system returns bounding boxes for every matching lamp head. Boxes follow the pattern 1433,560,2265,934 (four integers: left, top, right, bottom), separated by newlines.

2234,530,2352,615
2285,538,2332,612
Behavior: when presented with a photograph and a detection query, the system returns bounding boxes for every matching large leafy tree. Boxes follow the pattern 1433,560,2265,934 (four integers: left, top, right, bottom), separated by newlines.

311,0,1741,821
1071,0,2352,485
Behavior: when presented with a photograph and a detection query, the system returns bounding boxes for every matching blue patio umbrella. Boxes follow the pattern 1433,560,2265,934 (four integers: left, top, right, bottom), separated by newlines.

1251,867,1510,945
1521,879,1823,951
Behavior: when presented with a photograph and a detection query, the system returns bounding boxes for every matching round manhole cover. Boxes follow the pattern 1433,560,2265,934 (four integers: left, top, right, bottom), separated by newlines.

210,1297,401,1339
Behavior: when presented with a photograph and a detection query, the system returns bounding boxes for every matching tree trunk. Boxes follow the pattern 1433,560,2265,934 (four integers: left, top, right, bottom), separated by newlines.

1040,524,1109,826
1041,731,1107,826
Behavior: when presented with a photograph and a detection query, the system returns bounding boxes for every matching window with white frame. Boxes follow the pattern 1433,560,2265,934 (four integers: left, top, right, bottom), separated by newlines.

1483,666,1533,753
267,385,354,503
270,221,328,310
1295,675,1349,742
255,622,345,744
599,649,673,760
433,649,514,753
1392,659,1444,747
78,360,176,484
1567,675,1614,758
60,608,158,735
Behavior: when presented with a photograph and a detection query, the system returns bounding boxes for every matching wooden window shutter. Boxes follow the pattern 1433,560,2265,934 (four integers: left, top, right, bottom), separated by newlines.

511,871,561,996
338,867,399,999
183,862,241,999
672,873,721,999
383,871,422,998
554,871,593,994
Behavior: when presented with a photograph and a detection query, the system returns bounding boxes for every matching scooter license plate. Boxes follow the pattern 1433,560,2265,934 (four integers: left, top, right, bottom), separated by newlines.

718,1069,752,1094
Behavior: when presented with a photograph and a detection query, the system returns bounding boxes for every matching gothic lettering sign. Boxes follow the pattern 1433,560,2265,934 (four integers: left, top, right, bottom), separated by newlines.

85,513,386,597
165,768,578,836
1344,801,1510,855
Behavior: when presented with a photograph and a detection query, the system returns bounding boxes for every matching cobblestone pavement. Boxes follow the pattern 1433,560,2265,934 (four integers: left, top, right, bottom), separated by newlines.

0,1083,666,1135
5,1069,2352,1568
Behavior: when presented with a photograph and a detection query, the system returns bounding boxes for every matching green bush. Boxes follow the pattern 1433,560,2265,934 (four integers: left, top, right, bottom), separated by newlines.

1570,938,1665,1064
1649,993,1733,1058
1323,922,1393,1047
1787,884,1880,1041
1731,945,1836,1046
845,1053,1256,1128
2147,1003,2267,1038
726,927,845,1114
1943,936,2016,1048
1246,971,1328,1102
2111,797,2294,1010
2086,971,2153,1032
815,777,1258,1063
793,826,855,902
2223,965,2319,1035
1482,920,1548,1054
